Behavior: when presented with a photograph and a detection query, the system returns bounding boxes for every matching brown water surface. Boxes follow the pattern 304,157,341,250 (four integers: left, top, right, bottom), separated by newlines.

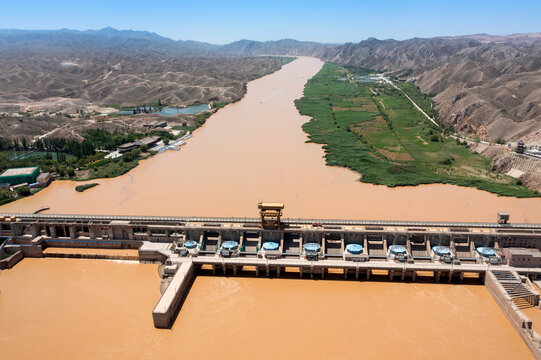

0,258,533,359
2,57,541,222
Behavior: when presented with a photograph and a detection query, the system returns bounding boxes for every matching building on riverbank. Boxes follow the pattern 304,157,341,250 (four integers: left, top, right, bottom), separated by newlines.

137,136,160,148
0,167,40,185
117,136,161,153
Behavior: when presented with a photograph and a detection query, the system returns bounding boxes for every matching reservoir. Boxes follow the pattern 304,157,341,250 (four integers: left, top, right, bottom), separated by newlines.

1,57,541,222
157,103,210,115
117,104,210,115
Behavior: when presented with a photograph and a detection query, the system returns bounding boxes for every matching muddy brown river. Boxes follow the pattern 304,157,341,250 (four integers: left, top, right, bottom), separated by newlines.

2,57,541,222
1,58,540,359
0,258,534,359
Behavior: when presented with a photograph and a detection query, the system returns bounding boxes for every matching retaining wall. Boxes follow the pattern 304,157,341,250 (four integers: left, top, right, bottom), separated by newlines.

0,250,23,270
485,271,541,359
152,261,194,328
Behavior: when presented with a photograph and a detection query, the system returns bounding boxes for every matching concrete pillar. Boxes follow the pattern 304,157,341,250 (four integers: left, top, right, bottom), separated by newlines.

221,262,226,274
89,226,96,240
49,225,57,238
266,264,270,277
436,271,441,282
366,269,371,280
69,225,77,239
401,269,405,281
199,233,204,248
128,227,134,240
344,268,348,280
233,266,237,276
460,272,464,283
355,266,359,280
389,270,394,281
412,271,417,282
10,223,23,236
277,266,281,277
448,271,453,283
310,266,314,279
363,235,367,256
31,224,39,237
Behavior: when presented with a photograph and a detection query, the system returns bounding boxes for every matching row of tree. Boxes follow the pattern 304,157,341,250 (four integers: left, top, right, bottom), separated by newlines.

0,137,95,158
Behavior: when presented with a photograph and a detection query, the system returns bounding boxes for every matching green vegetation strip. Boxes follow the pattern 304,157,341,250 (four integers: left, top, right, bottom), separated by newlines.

278,56,296,66
75,183,99,192
295,63,538,197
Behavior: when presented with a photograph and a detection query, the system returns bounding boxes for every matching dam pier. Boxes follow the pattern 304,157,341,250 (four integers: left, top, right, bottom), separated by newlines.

3,208,541,357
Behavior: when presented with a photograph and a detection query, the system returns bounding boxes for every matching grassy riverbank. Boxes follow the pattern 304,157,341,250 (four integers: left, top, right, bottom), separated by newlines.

295,63,538,197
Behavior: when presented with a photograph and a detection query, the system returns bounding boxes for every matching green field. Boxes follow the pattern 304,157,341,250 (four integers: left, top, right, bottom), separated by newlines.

295,63,538,197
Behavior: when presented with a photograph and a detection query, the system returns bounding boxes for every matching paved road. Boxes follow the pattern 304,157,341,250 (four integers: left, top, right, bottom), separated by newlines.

377,74,440,127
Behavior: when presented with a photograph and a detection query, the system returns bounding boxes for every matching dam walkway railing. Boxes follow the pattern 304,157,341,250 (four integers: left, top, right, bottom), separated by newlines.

3,212,541,230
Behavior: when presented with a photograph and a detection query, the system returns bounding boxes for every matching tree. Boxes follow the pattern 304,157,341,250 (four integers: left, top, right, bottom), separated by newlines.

17,186,31,197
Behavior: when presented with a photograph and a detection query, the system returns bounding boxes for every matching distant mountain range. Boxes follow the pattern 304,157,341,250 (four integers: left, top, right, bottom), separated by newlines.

1,28,540,141
0,28,334,57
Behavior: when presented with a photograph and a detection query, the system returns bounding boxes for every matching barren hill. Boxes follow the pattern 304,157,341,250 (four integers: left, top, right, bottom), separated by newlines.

0,29,283,110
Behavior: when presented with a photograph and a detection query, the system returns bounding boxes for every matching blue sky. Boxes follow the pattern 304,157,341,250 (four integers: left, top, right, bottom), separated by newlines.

2,0,540,44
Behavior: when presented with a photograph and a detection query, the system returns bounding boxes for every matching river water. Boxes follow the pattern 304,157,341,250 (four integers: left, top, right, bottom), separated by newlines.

0,258,533,359
2,57,541,222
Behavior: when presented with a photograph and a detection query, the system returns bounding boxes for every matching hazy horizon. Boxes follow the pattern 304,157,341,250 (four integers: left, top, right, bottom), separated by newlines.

1,26,540,46
3,0,540,44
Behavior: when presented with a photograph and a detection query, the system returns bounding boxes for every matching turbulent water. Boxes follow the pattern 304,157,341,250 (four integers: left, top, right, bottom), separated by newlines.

2,57,541,222
0,258,533,359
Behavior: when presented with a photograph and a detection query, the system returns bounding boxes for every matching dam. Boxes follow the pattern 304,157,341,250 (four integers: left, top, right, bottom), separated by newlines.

3,207,541,357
